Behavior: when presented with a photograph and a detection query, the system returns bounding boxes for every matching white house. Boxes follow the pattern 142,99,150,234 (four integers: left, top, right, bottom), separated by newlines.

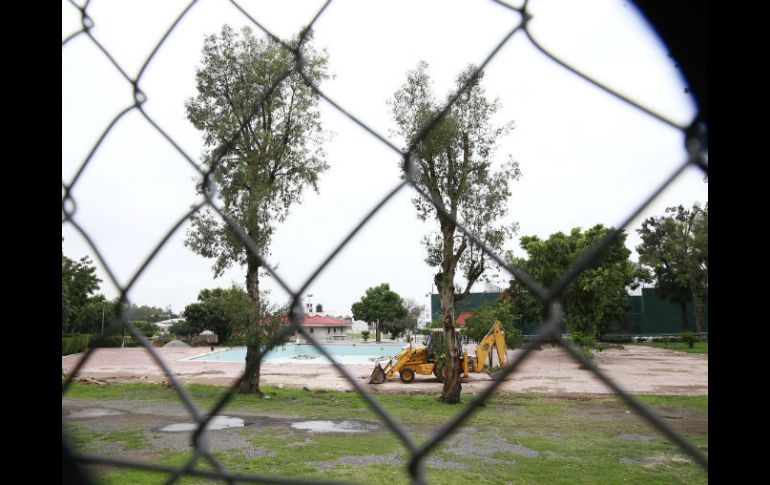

351,319,369,333
298,314,352,341
154,318,185,335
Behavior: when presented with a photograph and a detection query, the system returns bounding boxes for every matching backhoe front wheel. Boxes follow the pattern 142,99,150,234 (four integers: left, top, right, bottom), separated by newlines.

399,368,415,383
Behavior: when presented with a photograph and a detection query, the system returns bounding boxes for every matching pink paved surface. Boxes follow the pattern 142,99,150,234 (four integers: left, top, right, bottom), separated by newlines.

62,344,707,395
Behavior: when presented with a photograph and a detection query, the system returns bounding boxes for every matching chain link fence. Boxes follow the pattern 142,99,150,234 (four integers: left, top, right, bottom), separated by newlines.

62,0,708,483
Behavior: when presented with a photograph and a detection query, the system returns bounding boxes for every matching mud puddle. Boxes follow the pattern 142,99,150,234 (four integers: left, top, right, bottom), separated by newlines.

159,416,245,432
290,420,377,433
67,408,125,418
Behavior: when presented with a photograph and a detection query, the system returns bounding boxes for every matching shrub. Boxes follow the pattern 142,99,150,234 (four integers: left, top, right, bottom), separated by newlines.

679,331,698,348
90,336,140,348
570,332,598,362
570,332,597,349
62,334,90,356
130,320,157,338
361,330,370,342
505,327,524,349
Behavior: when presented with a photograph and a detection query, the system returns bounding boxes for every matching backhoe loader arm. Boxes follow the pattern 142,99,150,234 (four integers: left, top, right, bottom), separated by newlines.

473,320,508,370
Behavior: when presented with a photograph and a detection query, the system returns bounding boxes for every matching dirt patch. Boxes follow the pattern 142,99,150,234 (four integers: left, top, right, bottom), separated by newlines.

616,434,656,442
443,429,539,462
314,452,400,471
62,346,708,396
620,453,693,467
67,408,126,418
313,452,467,471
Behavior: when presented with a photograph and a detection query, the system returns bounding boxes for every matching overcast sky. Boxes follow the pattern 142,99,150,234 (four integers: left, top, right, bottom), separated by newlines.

62,0,707,320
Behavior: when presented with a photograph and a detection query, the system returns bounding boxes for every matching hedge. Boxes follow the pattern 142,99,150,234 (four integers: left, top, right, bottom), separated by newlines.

62,334,90,356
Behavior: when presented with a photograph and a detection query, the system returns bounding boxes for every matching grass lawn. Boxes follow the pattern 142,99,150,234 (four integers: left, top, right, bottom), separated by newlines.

63,383,707,484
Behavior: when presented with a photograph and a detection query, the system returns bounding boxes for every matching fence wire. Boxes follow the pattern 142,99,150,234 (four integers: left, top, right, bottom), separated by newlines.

62,0,708,483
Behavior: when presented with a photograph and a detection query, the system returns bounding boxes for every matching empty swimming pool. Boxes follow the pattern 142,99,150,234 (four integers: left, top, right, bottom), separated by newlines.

187,343,407,365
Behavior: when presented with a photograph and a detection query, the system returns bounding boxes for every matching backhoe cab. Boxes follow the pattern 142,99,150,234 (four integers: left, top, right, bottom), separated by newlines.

368,320,508,384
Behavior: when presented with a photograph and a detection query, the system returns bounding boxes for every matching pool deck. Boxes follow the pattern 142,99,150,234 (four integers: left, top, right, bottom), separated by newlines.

62,343,707,396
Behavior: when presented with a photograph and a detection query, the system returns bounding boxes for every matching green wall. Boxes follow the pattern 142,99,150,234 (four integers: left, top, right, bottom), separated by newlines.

430,288,708,335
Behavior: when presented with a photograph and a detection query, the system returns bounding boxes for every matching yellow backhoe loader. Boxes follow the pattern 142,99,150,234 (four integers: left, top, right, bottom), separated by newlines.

368,320,508,384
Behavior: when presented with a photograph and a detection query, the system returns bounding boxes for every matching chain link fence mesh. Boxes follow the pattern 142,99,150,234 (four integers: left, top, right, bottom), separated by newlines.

62,0,708,482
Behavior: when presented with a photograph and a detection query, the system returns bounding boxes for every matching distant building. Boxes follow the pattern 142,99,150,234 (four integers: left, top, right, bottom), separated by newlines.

429,292,501,325
293,300,353,341
154,318,185,335
297,314,352,340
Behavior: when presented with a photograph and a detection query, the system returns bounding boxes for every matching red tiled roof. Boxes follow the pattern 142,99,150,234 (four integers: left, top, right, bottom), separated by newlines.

456,311,473,325
300,315,351,326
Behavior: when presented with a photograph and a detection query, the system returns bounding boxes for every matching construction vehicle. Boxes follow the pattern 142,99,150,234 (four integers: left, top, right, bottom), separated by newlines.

368,320,508,384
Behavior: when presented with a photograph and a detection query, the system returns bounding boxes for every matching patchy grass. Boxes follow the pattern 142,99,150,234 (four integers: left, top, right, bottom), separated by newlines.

95,451,213,485
64,382,175,400
64,423,148,453
65,383,707,484
635,394,708,414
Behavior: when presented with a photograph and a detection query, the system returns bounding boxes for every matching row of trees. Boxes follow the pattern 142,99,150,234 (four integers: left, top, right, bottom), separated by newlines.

181,25,706,404
62,245,284,346
459,208,708,348
62,249,177,337
182,25,511,401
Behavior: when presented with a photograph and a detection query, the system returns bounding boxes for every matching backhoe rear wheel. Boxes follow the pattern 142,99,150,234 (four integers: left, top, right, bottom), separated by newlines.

399,368,415,383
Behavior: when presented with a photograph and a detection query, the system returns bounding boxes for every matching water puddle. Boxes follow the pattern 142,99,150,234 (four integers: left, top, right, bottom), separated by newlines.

159,416,245,432
68,408,125,418
290,420,376,433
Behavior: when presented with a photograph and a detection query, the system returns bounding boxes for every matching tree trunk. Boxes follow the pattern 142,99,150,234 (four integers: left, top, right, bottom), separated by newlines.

438,278,461,403
240,260,263,396
679,301,690,333
376,319,381,343
619,314,629,335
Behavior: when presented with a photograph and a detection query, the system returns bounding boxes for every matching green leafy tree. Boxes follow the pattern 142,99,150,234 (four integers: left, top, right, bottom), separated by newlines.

62,252,101,333
361,330,370,342
183,302,227,341
384,297,424,339
72,296,113,335
170,320,201,343
513,225,642,343
636,203,708,333
130,321,158,338
499,279,540,334
125,304,175,323
185,285,252,343
351,284,408,342
463,300,523,357
596,286,636,339
184,25,329,396
390,61,520,403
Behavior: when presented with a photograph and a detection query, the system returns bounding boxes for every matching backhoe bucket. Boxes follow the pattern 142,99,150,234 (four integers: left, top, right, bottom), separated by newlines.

368,363,386,384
